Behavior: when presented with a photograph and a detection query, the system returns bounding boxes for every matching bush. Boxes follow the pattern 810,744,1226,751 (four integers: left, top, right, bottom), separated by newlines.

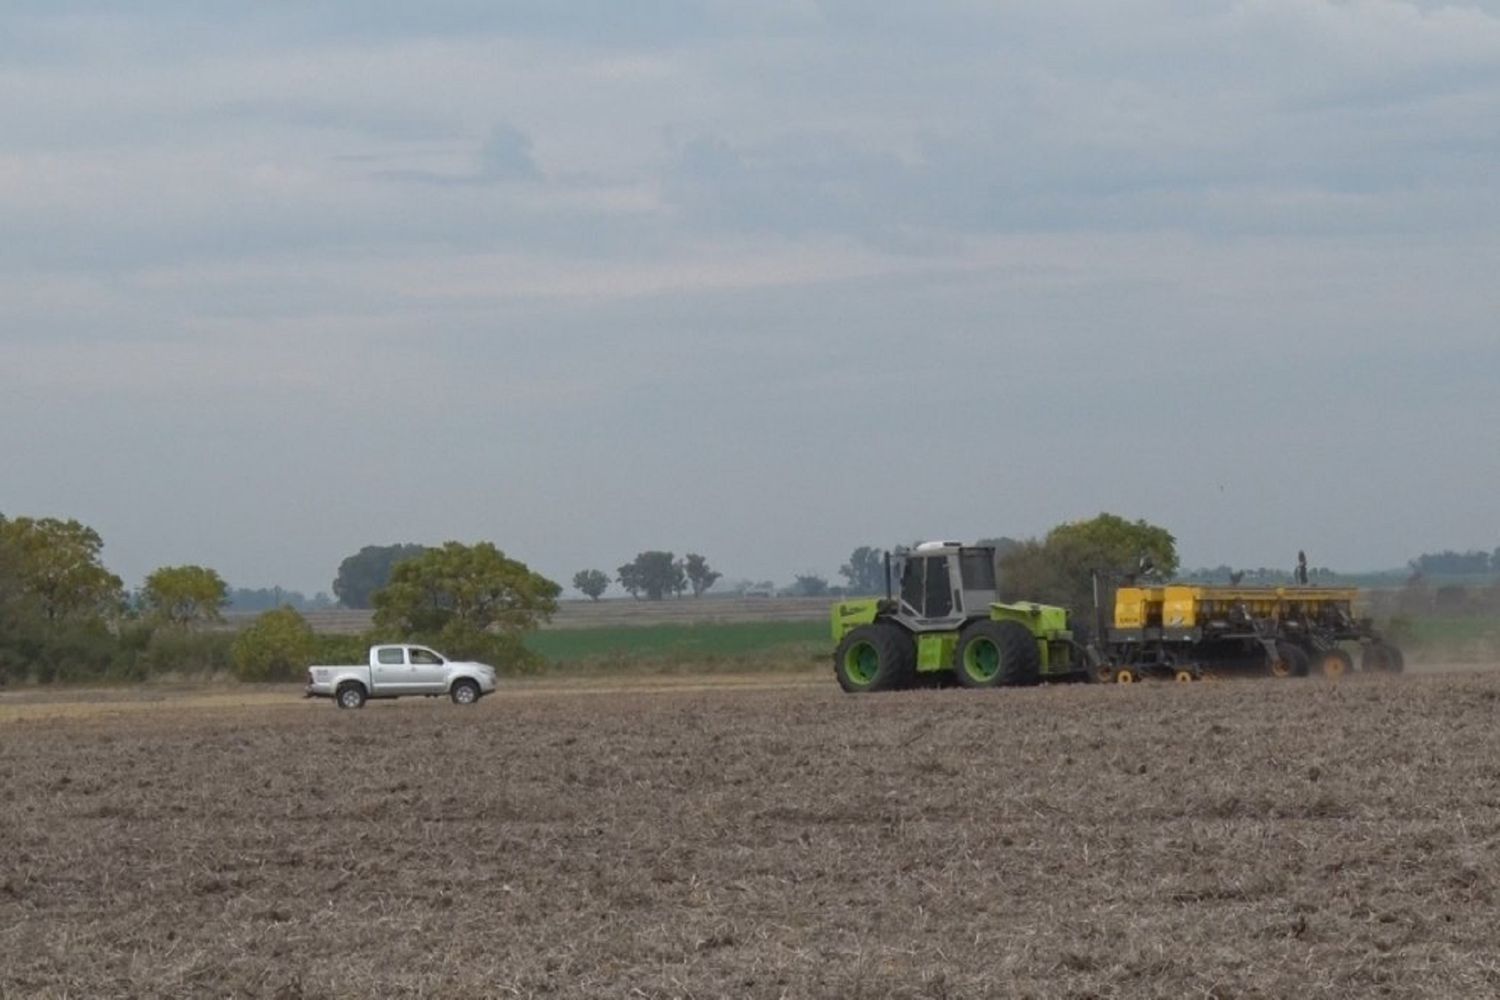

232,607,316,682
311,633,368,667
26,622,119,684
137,629,235,678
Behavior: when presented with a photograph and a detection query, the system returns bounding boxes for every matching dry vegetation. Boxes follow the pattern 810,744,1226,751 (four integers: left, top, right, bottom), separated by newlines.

5,667,1500,998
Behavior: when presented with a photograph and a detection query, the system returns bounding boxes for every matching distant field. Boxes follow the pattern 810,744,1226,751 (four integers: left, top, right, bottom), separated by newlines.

525,619,828,671
1393,616,1500,661
220,596,831,635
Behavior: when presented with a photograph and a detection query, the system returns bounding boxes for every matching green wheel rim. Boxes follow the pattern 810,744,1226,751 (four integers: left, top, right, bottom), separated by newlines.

962,638,1001,682
843,642,881,686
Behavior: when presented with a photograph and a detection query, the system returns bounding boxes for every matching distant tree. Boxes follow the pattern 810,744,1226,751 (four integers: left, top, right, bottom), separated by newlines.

1494,547,1500,573
0,516,124,623
373,542,561,639
839,546,886,595
573,569,609,601
141,565,228,627
231,606,316,682
333,543,428,609
791,574,829,598
682,554,721,597
999,513,1177,613
1410,550,1492,576
975,537,1025,560
617,551,686,601
0,516,21,616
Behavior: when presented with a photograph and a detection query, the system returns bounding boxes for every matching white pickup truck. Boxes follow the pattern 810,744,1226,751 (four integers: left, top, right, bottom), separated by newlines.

305,644,498,709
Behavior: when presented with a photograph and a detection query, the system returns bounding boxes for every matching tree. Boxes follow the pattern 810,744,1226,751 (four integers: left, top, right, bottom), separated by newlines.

141,565,228,627
682,554,721,597
975,537,1024,560
332,543,428,608
839,546,887,595
231,606,317,682
573,569,609,601
1410,550,1492,577
617,551,686,600
999,513,1178,615
791,574,829,597
0,516,123,623
373,541,561,638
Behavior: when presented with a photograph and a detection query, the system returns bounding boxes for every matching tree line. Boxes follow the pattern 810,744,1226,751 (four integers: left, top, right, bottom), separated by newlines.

0,515,562,685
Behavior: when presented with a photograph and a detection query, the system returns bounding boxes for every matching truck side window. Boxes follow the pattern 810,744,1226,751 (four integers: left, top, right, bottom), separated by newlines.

377,648,404,665
410,648,442,665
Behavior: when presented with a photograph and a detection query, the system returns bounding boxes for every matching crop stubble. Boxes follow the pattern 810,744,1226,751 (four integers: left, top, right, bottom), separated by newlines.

3,670,1500,998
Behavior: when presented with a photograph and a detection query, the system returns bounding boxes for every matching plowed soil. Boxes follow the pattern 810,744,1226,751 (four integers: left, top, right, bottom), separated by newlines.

4,669,1500,998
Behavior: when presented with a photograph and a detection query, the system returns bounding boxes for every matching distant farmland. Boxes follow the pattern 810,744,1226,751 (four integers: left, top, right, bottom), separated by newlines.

221,596,831,635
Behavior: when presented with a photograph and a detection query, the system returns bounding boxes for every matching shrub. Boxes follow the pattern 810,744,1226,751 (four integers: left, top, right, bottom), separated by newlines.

232,607,316,682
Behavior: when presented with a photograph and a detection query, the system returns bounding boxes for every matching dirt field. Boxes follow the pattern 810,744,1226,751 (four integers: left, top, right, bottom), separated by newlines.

5,668,1500,998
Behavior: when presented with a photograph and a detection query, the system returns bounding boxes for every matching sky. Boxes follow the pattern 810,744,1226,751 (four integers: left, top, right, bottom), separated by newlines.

2,1,1499,596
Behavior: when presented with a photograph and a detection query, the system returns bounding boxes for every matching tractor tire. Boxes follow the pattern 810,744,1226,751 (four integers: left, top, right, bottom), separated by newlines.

1316,648,1354,679
1363,643,1405,674
954,620,1041,688
833,624,915,693
1269,641,1309,679
1385,644,1406,674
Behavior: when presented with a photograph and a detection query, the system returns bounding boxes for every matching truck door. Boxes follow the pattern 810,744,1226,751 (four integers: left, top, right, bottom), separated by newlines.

407,646,448,694
371,646,411,693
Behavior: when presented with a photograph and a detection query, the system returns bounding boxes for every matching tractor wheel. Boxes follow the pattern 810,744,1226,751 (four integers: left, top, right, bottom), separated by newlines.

1363,643,1404,674
1384,644,1405,674
1115,668,1137,684
1269,641,1310,679
833,624,915,693
954,620,1041,688
1317,648,1354,679
1174,669,1195,683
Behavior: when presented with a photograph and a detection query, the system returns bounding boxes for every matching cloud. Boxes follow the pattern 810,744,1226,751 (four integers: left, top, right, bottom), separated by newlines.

2,1,1500,591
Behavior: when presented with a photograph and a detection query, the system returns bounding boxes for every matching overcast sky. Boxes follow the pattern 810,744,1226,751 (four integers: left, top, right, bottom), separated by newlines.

3,1,1499,596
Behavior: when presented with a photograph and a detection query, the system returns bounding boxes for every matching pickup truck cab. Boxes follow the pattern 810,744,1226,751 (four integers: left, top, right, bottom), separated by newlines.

305,644,497,709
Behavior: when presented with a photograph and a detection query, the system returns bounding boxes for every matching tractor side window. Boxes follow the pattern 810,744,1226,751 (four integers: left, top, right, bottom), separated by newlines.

925,557,952,617
900,559,925,613
960,549,997,590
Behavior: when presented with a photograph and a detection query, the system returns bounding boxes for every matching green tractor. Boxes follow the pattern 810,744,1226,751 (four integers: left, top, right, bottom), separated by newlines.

830,541,1092,692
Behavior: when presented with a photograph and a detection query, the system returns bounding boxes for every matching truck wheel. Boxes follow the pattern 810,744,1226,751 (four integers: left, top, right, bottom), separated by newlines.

833,624,915,693
1269,642,1309,679
450,679,481,705
1317,648,1354,678
336,682,367,710
954,620,1040,688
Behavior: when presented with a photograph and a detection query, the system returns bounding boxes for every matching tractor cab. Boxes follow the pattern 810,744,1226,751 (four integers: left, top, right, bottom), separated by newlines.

891,542,999,630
